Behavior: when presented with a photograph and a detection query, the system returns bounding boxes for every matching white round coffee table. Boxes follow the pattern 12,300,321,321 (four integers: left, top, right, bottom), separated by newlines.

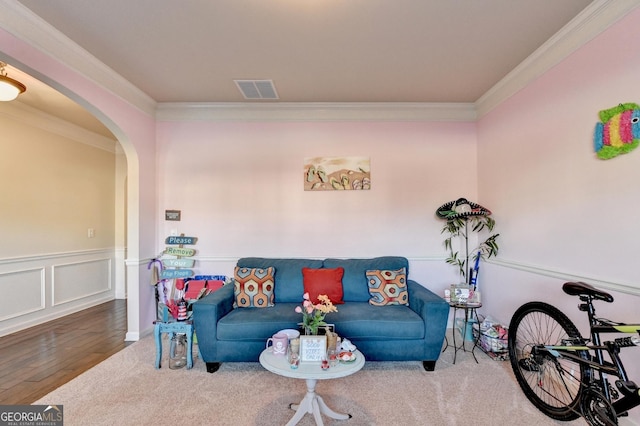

259,348,365,426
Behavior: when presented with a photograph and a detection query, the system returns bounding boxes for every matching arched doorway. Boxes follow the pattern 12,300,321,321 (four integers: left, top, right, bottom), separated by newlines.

0,59,143,341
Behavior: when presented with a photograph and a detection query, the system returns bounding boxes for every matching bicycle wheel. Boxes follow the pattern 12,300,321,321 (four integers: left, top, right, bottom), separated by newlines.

508,301,591,421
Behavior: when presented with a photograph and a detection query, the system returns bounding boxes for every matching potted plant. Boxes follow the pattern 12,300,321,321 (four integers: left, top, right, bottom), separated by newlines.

295,292,338,335
436,198,499,287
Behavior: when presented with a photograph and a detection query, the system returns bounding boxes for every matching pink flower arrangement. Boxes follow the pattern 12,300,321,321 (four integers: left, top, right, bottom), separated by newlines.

295,292,337,335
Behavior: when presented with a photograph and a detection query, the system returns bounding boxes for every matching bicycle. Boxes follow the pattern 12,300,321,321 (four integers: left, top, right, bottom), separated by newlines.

508,281,640,425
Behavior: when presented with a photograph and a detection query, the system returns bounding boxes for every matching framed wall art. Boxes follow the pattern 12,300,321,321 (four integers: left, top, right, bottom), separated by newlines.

304,156,370,191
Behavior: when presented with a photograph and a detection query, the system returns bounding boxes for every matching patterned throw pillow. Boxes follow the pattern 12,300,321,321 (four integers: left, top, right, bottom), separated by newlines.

366,268,409,306
233,266,275,308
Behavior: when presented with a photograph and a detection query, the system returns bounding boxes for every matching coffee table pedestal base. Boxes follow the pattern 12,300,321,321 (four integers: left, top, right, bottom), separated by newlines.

287,378,350,426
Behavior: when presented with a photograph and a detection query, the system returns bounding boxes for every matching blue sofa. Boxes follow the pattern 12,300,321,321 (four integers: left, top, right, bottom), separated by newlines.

192,256,449,373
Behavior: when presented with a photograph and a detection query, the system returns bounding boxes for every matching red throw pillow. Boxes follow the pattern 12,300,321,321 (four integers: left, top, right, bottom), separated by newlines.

302,267,345,304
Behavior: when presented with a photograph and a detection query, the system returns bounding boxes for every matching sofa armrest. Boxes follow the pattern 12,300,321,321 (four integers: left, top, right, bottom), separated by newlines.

407,280,449,352
193,283,234,317
192,284,234,360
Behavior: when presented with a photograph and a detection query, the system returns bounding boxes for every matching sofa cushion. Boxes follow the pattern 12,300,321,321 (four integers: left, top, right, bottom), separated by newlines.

237,258,323,303
216,302,423,342
302,267,345,304
217,303,301,341
233,266,275,308
366,268,409,306
330,303,423,340
323,257,410,302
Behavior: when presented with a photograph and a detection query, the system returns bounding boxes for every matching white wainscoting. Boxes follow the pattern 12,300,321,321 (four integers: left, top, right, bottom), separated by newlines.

0,267,45,322
0,249,116,337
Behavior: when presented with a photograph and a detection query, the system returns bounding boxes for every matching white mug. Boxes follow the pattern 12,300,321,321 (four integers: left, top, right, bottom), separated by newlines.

266,333,288,356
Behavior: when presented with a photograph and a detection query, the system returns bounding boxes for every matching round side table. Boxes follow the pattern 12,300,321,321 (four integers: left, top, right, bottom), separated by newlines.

259,348,365,425
443,302,482,364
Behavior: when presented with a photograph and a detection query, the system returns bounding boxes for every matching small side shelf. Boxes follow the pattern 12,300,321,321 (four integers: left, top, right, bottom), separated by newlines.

442,302,482,364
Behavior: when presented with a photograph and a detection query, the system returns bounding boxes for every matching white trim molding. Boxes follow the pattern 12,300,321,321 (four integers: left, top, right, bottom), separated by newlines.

0,267,45,322
156,102,477,122
491,258,640,297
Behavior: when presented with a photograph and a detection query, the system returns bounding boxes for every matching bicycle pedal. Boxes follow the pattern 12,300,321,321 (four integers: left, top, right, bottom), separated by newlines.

615,380,638,397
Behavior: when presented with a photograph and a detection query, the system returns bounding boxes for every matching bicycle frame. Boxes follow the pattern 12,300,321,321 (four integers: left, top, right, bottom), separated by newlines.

533,293,640,418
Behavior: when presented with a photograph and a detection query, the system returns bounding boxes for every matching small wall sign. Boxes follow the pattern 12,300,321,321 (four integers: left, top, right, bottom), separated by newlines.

165,236,197,245
299,335,327,362
160,269,194,279
164,247,196,257
165,210,181,221
162,258,195,268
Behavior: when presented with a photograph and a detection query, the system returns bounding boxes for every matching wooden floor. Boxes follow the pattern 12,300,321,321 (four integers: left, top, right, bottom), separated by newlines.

0,300,130,404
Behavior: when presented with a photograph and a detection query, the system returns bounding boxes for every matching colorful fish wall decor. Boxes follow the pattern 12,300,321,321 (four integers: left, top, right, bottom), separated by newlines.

594,102,640,160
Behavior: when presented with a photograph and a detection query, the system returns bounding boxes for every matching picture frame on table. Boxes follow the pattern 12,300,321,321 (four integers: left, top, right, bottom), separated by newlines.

299,335,327,362
450,284,470,303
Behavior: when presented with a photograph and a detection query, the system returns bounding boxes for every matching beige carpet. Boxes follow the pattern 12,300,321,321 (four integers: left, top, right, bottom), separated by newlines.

35,333,588,426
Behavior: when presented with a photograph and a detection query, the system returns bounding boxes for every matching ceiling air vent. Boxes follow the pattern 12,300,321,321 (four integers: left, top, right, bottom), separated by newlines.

234,79,279,100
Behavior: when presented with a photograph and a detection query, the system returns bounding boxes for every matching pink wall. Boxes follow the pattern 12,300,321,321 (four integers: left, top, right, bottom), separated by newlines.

156,120,477,289
477,4,640,312
477,9,640,422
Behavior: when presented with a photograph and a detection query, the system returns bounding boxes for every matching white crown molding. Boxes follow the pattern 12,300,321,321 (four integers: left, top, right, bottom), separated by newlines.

156,102,477,122
0,101,117,153
0,1,156,117
476,0,640,117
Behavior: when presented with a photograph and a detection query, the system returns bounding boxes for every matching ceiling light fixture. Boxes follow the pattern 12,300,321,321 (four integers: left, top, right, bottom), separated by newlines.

0,62,27,101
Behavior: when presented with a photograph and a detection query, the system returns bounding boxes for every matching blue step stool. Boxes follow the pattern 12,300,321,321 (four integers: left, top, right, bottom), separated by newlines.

153,306,196,369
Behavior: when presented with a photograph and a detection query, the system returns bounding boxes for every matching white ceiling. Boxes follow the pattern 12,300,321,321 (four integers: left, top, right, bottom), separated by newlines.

1,0,614,136
16,0,595,103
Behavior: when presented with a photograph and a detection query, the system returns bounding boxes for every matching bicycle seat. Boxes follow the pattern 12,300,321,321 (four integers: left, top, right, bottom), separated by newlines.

562,281,614,303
